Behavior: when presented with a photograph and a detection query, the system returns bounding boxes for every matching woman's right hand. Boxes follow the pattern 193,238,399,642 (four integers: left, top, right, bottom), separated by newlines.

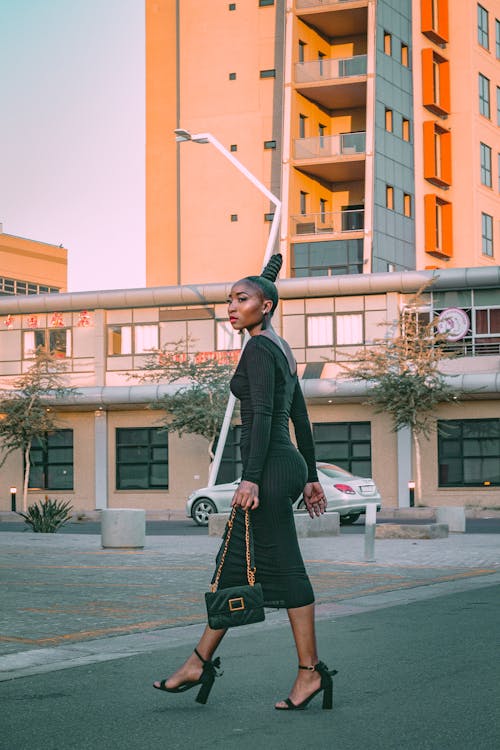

231,480,260,511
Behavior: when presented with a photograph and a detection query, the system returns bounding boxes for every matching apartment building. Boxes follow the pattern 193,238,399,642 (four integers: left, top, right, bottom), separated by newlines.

146,0,500,285
0,267,498,513
0,225,67,297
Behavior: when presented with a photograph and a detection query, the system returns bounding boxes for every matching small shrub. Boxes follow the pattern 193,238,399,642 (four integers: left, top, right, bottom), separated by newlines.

18,496,73,533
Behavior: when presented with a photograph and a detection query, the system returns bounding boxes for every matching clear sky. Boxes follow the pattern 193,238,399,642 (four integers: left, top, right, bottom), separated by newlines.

0,0,145,292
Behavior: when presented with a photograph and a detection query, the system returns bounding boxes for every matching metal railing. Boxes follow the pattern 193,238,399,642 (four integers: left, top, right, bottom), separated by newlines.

291,209,364,236
295,54,367,83
442,339,500,357
294,132,366,160
296,0,361,8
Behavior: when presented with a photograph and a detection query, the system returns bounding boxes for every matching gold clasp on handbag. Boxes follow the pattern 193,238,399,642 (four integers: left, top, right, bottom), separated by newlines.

228,597,245,612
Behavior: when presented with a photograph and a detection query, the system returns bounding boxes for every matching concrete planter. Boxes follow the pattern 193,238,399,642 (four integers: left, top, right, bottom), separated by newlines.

101,509,146,549
208,511,340,537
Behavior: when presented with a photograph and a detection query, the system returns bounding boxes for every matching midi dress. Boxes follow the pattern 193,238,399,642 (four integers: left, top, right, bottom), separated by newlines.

212,333,318,609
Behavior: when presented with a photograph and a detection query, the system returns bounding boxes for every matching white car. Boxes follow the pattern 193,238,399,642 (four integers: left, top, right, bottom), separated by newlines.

186,463,382,526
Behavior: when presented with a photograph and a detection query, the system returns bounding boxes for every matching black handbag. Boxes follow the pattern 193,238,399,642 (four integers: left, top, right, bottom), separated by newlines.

205,507,265,629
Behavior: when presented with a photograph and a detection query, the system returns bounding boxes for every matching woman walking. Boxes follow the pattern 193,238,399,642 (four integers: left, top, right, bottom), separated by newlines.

154,253,336,710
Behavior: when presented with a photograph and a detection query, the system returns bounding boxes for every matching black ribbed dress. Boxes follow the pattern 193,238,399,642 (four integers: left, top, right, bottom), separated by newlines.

213,334,318,609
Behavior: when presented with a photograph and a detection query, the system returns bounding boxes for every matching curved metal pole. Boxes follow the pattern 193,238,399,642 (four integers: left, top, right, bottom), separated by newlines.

179,132,282,486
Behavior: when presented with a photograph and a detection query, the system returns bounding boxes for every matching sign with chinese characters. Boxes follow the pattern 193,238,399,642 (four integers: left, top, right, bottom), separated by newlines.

50,312,64,328
26,315,38,329
77,310,92,327
4,315,14,329
436,308,470,342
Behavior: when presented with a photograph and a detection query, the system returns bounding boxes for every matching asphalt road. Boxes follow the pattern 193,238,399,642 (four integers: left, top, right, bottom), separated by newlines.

1,517,499,535
1,584,498,750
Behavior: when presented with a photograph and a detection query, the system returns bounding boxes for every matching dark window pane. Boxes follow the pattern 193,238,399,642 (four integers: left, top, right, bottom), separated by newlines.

350,461,371,477
351,423,371,439
116,427,168,489
118,465,150,489
28,466,45,488
351,443,371,458
47,466,73,489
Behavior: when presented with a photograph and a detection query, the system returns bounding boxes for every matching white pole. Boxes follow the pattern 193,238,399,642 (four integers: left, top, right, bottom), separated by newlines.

364,503,377,562
184,133,282,487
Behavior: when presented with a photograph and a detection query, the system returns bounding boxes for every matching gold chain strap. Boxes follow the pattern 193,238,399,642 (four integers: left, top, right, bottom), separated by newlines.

210,508,256,593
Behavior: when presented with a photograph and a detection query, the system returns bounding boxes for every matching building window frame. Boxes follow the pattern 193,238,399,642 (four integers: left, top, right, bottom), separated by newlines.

403,193,412,217
479,73,490,119
260,68,276,79
422,48,450,116
28,429,74,491
23,328,72,359
480,142,492,187
386,185,394,210
496,18,500,58
401,43,409,67
424,194,453,257
383,31,392,56
438,418,500,487
477,4,489,50
336,313,364,346
481,212,494,256
306,314,334,347
312,422,372,477
421,0,449,44
402,118,411,142
385,108,393,132
116,427,169,490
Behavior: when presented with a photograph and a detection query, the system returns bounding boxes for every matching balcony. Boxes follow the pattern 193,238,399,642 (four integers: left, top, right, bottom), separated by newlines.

295,1,368,39
294,132,365,181
295,55,367,109
291,209,364,237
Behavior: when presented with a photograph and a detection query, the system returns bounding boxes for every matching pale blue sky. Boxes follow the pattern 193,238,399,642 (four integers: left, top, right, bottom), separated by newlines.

0,0,145,292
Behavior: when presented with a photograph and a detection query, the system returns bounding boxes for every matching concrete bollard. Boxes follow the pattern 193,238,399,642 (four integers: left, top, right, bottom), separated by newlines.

364,503,377,562
436,506,466,533
101,509,146,548
208,511,340,537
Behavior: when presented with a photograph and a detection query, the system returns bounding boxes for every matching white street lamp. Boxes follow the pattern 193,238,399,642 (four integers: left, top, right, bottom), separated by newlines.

175,128,282,486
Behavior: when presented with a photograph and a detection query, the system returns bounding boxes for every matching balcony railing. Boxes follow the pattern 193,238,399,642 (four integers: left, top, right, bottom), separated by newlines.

295,54,367,83
291,209,364,236
294,132,366,160
296,0,361,8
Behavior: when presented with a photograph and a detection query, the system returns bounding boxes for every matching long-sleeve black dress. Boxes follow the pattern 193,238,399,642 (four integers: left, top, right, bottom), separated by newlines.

213,334,318,609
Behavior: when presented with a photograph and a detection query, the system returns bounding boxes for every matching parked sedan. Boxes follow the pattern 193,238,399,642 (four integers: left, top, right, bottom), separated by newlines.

186,463,381,526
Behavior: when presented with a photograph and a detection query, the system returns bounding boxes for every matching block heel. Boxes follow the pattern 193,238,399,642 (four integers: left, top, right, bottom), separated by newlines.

275,661,338,711
153,648,222,705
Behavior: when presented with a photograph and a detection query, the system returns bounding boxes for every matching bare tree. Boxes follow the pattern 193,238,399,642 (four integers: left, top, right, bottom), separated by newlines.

345,287,460,503
0,349,75,512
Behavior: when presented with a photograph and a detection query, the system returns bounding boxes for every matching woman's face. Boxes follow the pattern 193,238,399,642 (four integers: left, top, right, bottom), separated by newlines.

227,280,272,336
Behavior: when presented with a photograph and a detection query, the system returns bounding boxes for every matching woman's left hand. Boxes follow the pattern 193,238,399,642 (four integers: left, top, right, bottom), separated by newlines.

303,482,327,519
231,480,260,510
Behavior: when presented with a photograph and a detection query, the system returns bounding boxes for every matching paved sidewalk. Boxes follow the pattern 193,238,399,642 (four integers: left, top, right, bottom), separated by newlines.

0,529,498,683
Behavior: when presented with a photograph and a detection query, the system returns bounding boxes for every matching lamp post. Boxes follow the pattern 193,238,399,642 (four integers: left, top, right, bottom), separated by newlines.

10,487,17,512
408,481,415,508
174,129,282,487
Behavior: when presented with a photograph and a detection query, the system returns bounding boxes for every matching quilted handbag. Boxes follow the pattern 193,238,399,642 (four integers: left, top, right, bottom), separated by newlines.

205,507,265,629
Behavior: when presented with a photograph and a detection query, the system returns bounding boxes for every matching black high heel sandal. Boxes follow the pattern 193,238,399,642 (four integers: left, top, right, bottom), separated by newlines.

153,648,222,705
275,661,338,711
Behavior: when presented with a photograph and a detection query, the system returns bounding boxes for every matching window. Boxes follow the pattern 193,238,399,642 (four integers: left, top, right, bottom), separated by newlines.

403,193,412,217
264,140,276,149
318,51,326,76
229,72,236,80
475,307,500,336
401,43,409,67
318,123,326,142
423,121,452,186
336,314,363,345
264,212,275,222
299,114,307,138
422,49,450,116
479,73,490,118
0,277,60,296
498,153,500,192
497,86,500,126
230,144,237,152
385,108,393,132
292,239,363,277
496,19,500,58
29,430,74,490
300,191,308,215
313,422,372,476
320,198,327,223
438,419,500,487
402,118,411,141
214,425,242,483
230,214,238,222
134,324,159,354
216,320,241,350
23,328,71,359
307,315,333,346
481,212,493,256
424,194,453,257
477,4,489,49
108,325,132,355
298,40,306,64
421,0,449,44
260,69,276,79
229,2,236,9
383,31,392,56
386,185,394,210
259,0,274,5
116,428,168,490
480,142,492,187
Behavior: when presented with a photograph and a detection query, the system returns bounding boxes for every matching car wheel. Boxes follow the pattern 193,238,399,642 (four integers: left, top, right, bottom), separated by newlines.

340,512,360,525
191,498,217,526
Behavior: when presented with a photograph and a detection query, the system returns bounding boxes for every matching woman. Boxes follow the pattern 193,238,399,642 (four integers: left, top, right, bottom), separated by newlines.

154,253,337,710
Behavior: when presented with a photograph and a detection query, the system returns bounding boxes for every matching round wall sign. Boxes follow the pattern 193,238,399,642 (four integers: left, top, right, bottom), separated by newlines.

436,308,470,342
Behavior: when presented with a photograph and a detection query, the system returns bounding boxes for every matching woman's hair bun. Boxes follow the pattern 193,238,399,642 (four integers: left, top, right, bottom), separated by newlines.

261,253,283,282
